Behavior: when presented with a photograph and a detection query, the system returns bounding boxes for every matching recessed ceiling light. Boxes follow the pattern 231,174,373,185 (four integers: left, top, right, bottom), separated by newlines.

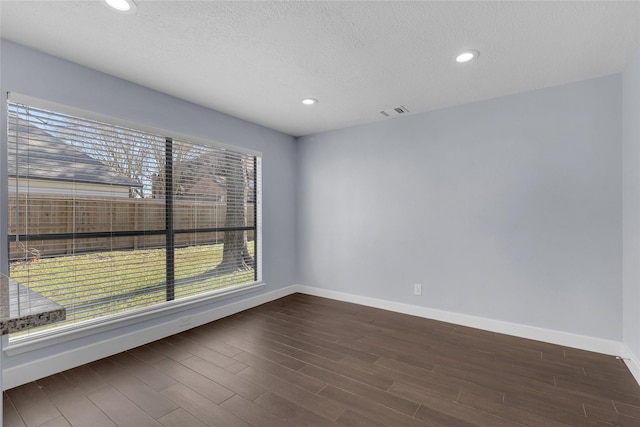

302,98,318,105
456,50,479,63
104,0,137,14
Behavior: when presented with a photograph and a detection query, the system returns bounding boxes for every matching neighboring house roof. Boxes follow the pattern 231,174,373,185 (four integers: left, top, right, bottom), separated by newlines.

8,124,142,188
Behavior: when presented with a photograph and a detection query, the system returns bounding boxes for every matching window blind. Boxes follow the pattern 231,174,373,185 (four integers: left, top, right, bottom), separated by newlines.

6,99,261,342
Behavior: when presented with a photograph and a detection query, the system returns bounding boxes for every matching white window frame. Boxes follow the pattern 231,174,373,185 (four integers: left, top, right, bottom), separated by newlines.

3,93,263,355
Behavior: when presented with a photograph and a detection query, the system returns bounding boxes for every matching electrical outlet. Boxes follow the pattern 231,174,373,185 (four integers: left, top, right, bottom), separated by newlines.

414,283,422,296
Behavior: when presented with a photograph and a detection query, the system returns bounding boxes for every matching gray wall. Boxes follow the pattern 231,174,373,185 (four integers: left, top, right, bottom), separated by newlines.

297,75,623,341
623,48,640,358
0,38,634,379
0,40,298,371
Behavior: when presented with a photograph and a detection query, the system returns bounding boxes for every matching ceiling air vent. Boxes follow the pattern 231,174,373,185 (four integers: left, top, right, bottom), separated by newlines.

380,105,410,117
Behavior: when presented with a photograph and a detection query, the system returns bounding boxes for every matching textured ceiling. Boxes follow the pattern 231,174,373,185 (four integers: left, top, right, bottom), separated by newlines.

1,1,639,137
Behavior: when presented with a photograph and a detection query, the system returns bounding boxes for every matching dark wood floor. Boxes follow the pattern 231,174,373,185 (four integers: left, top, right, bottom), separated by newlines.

4,293,640,426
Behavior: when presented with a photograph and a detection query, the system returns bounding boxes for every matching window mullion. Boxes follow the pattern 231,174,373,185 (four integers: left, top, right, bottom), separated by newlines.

165,137,175,301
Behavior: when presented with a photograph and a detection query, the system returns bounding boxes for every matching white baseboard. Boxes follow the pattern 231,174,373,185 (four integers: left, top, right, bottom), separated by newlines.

295,285,624,357
2,285,298,390
3,284,636,390
620,344,640,386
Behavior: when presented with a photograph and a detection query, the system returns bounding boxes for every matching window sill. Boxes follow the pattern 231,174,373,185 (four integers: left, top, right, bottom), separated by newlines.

4,281,264,356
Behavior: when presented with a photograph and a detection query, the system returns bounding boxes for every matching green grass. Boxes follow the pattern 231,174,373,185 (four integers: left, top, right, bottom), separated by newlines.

9,242,255,336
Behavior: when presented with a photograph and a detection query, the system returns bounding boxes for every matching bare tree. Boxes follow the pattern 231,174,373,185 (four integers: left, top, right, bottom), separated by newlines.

153,143,255,272
216,151,254,271
14,110,161,198
79,125,157,198
48,112,255,273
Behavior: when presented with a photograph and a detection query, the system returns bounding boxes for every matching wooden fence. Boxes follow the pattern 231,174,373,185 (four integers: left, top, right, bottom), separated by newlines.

8,195,255,260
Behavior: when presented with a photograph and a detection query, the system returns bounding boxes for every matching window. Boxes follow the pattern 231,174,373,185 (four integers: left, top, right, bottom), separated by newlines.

6,95,262,343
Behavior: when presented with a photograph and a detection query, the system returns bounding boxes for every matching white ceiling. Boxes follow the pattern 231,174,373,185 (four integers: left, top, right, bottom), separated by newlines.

1,1,639,137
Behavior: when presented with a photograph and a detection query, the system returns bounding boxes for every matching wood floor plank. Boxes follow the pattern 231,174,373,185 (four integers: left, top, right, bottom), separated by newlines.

49,389,117,427
414,394,526,427
253,392,340,427
613,400,640,419
182,329,245,358
373,357,491,401
237,366,345,421
432,358,554,397
584,403,640,427
335,409,390,427
223,333,307,370
503,389,602,426
34,418,73,427
87,357,124,382
109,373,179,418
35,373,77,398
173,337,249,373
220,394,298,427
348,337,438,371
258,330,346,362
61,365,110,394
160,383,251,427
456,389,573,427
294,350,394,390
414,404,480,427
387,380,462,405
239,310,350,346
3,394,26,427
110,352,178,392
5,382,62,427
156,408,207,427
318,385,430,427
87,385,160,427
232,350,327,394
126,344,168,364
5,294,639,427
230,315,356,362
300,364,419,416
554,372,640,406
152,358,235,404
180,355,266,401
144,339,194,363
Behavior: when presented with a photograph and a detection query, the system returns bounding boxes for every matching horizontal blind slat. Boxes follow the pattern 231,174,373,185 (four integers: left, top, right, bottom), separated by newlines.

7,100,260,342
